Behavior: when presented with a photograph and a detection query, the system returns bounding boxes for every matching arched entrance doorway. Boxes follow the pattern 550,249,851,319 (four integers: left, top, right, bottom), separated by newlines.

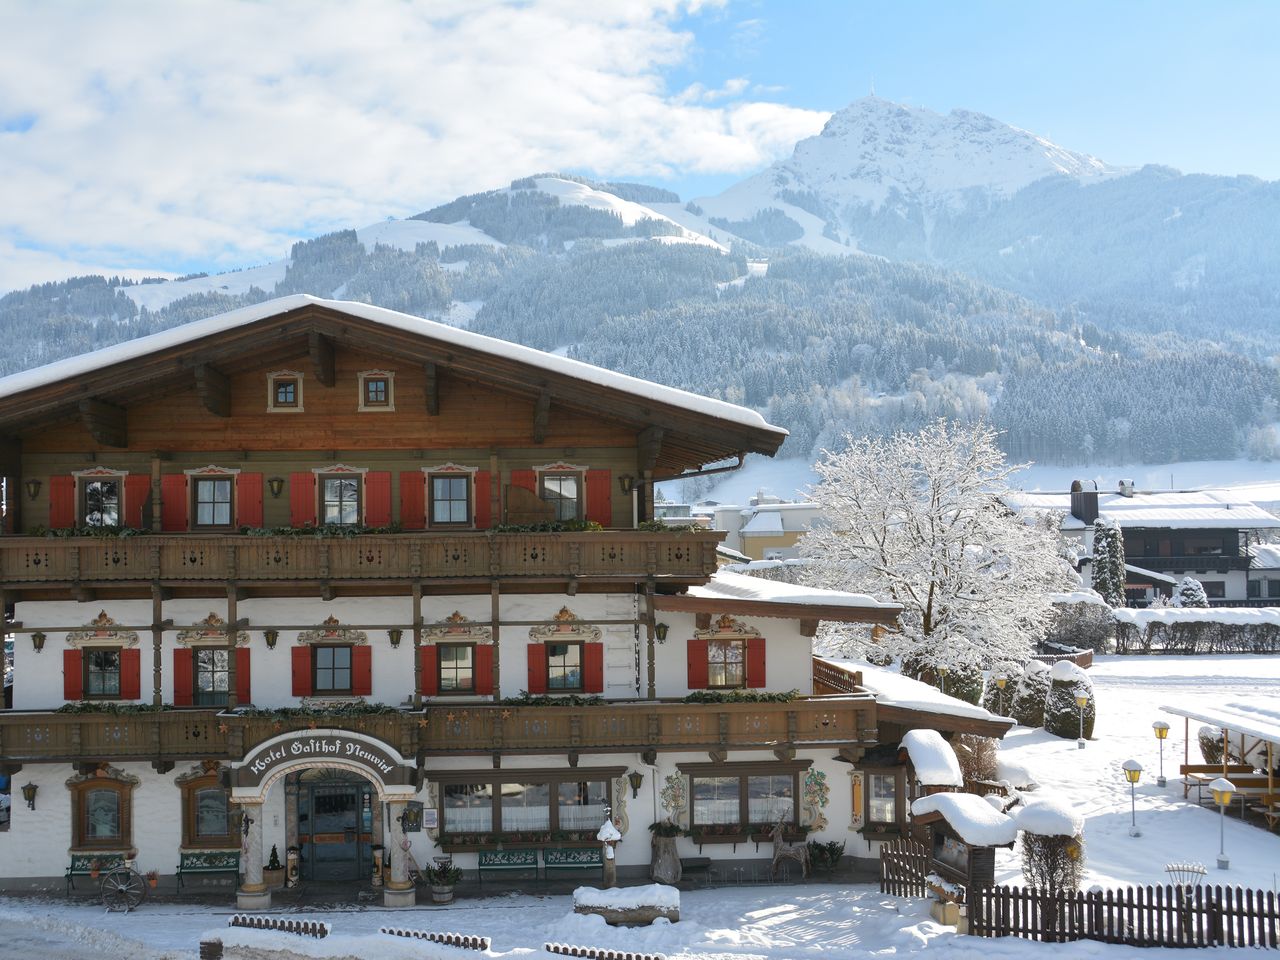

290,768,377,882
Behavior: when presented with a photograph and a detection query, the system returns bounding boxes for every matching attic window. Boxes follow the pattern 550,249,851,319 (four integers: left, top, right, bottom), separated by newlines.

358,370,395,412
268,372,303,412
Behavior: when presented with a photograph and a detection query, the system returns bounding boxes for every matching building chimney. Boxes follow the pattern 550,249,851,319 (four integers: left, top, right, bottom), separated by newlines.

1069,480,1098,524
1118,479,1135,498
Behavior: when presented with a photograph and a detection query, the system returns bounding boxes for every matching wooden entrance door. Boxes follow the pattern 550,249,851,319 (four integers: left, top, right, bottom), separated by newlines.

299,780,374,881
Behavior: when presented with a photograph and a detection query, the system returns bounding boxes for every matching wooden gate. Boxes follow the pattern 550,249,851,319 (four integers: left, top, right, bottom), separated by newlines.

879,837,929,899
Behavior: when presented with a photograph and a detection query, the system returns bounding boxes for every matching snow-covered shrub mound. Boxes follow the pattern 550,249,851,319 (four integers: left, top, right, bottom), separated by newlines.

1014,796,1084,837
1015,796,1085,893
995,754,1038,790
1043,661,1095,740
900,729,963,787
980,661,1020,715
1173,576,1210,608
1011,661,1052,727
574,884,679,910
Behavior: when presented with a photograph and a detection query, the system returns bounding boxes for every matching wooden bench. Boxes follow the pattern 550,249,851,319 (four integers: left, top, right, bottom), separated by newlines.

680,856,714,886
66,852,126,894
176,850,240,888
477,848,538,884
1178,764,1253,800
542,847,602,879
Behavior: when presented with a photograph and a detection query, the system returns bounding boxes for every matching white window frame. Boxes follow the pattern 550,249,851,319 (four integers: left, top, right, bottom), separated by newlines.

267,370,304,413
357,369,396,412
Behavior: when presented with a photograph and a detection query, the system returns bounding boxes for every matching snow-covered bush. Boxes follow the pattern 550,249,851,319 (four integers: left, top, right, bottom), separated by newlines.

1011,661,1052,727
1172,576,1209,608
1114,609,1280,655
1016,798,1085,893
980,661,1020,715
1198,725,1226,765
902,655,983,705
952,734,999,783
1044,594,1115,653
1043,661,1095,740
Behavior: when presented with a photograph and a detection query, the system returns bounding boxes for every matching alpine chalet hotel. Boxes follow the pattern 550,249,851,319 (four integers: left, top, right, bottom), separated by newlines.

0,296,1008,906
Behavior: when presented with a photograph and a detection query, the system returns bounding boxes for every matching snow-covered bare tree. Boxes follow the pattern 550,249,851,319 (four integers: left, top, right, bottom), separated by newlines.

800,420,1075,674
1173,576,1210,608
1090,519,1126,607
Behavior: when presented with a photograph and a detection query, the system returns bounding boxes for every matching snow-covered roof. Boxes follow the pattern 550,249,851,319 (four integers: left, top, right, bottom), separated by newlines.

722,558,808,573
1252,544,1280,569
1014,796,1084,837
910,792,1017,846
687,571,900,612
740,512,785,534
1004,490,1280,530
829,659,1008,724
0,295,784,439
1159,698,1280,746
900,729,963,786
1124,563,1179,585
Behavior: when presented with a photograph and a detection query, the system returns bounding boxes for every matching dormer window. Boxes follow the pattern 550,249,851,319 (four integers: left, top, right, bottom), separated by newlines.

358,370,395,411
267,371,304,412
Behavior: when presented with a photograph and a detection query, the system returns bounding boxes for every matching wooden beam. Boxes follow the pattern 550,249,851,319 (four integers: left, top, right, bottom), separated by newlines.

532,389,550,444
837,746,865,764
424,362,439,416
78,398,127,447
800,618,819,638
695,612,711,630
773,746,796,762
151,759,175,774
309,331,335,387
0,436,21,476
638,426,664,472
194,364,231,417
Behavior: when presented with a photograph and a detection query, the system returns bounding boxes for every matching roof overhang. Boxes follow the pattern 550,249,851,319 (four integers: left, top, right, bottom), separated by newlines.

653,592,901,626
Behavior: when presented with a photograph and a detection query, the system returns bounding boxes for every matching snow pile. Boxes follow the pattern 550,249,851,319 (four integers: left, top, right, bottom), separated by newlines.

900,729,964,787
995,754,1038,790
1050,590,1109,606
1014,796,1084,837
910,792,1017,846
574,884,680,910
215,926,462,959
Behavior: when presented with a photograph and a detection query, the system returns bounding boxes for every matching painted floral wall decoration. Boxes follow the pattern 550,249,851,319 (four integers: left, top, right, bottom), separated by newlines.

804,769,830,831
660,773,688,827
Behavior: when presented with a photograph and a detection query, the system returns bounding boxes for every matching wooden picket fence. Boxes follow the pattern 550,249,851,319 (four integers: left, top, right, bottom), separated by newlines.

969,883,1280,949
878,837,929,899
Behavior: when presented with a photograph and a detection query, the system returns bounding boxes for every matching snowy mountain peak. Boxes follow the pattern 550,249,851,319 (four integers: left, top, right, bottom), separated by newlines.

697,97,1129,251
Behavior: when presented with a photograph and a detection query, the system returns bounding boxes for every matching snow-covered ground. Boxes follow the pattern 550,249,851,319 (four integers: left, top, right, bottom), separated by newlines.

3,654,1277,958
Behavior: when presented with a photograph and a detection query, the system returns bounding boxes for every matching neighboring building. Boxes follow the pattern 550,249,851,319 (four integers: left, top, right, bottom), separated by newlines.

713,495,820,561
1007,481,1280,606
0,295,1009,906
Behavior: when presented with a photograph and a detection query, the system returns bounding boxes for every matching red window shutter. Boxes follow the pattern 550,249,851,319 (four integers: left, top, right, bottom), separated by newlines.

526,643,547,694
236,648,252,704
124,475,151,529
289,472,316,528
50,475,76,528
161,474,188,531
746,636,767,689
63,649,84,700
583,641,604,693
419,645,438,697
237,472,264,528
365,471,392,527
474,645,494,696
291,646,312,697
474,470,492,529
352,646,373,696
173,648,194,706
585,469,612,527
686,638,709,690
510,470,536,493
120,648,142,700
399,471,425,530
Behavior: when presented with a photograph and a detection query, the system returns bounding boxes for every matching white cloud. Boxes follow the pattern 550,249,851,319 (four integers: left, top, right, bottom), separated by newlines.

0,0,827,293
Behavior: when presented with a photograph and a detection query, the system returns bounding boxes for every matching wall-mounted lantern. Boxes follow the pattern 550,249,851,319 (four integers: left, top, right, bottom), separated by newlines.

267,476,285,499
21,782,38,810
627,770,644,799
654,622,669,644
31,631,46,653
388,629,403,649
618,475,636,496
263,630,279,650
24,478,41,501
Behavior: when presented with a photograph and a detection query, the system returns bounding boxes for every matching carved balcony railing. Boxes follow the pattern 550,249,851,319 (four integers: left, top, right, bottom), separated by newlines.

0,530,722,587
0,696,879,766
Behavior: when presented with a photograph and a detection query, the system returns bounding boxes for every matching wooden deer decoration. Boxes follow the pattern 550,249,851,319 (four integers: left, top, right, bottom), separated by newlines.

770,816,809,879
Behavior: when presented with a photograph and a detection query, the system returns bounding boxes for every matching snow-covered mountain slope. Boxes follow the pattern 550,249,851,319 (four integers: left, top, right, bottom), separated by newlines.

696,96,1128,249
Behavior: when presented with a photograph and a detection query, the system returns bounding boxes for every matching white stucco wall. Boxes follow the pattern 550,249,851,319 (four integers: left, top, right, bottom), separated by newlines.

652,611,814,699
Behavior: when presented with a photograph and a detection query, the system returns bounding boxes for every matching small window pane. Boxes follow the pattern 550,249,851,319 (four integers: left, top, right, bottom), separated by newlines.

322,477,360,526
315,646,352,692
868,773,897,824
83,479,121,527
541,474,579,521
500,782,550,831
438,643,474,692
364,378,388,405
86,649,121,697
431,476,470,525
692,776,739,825
86,788,121,839
195,478,232,527
194,786,230,838
443,783,492,832
546,642,581,690
708,639,745,688
274,379,297,406
194,648,229,706
557,781,608,831
747,774,794,825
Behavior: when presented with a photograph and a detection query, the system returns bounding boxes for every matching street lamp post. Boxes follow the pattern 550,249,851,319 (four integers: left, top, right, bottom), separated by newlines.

994,674,1008,716
938,666,949,697
1210,778,1235,870
1076,694,1088,749
1152,720,1170,787
1122,759,1143,837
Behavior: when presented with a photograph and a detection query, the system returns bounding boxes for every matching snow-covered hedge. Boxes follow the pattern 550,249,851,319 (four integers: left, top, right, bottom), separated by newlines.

1114,607,1280,655
1045,592,1114,653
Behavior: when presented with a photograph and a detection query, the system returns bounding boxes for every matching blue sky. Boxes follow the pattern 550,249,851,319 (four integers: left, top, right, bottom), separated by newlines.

0,0,1275,293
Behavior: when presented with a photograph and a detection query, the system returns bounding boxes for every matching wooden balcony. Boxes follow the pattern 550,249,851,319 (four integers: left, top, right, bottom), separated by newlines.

0,530,722,592
0,696,878,767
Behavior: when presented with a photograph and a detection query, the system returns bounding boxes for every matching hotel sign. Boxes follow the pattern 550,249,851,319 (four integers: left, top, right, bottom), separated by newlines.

232,729,416,793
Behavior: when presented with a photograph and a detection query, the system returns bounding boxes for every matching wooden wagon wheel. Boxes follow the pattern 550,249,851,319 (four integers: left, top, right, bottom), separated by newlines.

100,866,147,912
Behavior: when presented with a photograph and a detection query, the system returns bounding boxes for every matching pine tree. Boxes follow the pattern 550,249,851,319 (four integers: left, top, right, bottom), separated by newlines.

1173,576,1210,608
1091,519,1126,607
